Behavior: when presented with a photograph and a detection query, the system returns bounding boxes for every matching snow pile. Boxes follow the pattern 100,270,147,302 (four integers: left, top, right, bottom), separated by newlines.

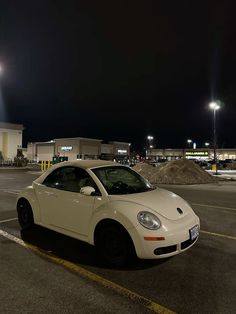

133,159,218,184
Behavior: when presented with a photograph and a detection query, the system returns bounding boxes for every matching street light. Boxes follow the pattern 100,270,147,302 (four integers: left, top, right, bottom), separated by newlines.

209,101,221,171
187,139,196,149
187,139,192,148
147,135,154,141
147,135,154,160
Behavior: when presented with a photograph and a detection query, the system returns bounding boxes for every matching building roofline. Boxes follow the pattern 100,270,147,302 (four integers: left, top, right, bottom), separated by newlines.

0,122,24,131
148,147,236,152
54,137,103,142
28,141,55,145
109,141,131,145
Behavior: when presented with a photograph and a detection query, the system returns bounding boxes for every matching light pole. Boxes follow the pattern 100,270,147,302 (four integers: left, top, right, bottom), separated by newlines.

209,101,221,171
147,135,154,160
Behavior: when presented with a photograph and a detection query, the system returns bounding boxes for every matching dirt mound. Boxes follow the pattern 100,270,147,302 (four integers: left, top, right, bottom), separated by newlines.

133,159,218,184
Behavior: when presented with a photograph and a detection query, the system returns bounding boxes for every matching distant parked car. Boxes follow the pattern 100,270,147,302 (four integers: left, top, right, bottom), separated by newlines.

194,160,211,170
17,160,200,266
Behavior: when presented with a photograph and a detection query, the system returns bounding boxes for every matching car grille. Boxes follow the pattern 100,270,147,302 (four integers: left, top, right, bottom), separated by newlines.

153,236,198,256
154,245,177,255
181,237,197,250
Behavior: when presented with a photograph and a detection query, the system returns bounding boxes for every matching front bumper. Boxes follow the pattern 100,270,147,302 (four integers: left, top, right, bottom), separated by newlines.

128,213,200,259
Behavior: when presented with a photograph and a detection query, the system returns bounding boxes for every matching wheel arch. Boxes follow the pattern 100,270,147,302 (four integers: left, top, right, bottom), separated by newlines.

93,218,135,251
93,218,138,266
16,196,35,230
16,188,40,223
17,196,31,207
16,197,34,217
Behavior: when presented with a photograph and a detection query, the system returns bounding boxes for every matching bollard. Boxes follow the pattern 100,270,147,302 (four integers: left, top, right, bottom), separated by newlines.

41,160,52,171
212,164,217,171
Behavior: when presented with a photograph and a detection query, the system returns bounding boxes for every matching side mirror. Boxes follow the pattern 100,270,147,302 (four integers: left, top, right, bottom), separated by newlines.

80,186,96,196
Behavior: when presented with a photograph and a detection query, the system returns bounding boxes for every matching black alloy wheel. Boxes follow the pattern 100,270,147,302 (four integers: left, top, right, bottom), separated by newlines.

96,224,135,267
17,199,34,230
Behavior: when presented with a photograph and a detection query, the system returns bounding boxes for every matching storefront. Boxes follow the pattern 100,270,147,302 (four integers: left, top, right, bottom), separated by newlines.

0,122,24,160
27,137,130,162
147,148,236,161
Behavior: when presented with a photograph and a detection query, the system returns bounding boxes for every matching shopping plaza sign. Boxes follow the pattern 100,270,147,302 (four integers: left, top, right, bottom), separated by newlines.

185,151,209,157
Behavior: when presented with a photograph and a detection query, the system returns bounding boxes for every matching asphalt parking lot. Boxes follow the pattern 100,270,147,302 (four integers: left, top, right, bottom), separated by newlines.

0,169,235,314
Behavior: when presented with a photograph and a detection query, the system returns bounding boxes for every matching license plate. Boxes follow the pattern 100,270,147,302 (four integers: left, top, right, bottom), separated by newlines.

189,225,199,241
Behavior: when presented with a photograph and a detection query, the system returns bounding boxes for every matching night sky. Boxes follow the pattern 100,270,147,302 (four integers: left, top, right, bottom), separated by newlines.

0,1,235,151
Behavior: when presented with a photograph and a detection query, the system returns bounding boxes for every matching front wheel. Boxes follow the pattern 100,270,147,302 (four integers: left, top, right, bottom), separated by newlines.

96,224,136,267
17,199,34,230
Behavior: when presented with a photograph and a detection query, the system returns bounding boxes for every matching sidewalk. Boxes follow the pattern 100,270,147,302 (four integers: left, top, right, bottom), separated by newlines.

207,170,236,180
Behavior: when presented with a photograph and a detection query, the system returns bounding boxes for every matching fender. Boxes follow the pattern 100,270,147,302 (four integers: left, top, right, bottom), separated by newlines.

16,186,41,223
88,200,141,245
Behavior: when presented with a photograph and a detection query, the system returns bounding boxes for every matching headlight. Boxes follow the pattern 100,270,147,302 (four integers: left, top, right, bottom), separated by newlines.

137,211,161,230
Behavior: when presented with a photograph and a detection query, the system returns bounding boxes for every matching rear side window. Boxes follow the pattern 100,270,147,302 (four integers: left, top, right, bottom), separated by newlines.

43,166,99,193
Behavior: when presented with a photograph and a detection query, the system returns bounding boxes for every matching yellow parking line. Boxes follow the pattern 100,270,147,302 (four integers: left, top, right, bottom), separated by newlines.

0,228,176,314
201,230,236,240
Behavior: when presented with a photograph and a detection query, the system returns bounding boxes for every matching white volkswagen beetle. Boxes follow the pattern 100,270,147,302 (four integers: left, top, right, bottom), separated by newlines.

17,160,200,266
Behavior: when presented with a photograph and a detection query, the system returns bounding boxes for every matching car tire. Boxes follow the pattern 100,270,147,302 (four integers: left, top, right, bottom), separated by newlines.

96,223,135,267
17,199,34,230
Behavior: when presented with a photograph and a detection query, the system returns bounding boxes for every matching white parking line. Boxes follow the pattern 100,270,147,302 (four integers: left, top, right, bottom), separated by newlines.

28,171,43,175
201,230,236,240
0,189,20,195
0,229,26,246
0,228,176,314
0,218,18,224
192,203,236,212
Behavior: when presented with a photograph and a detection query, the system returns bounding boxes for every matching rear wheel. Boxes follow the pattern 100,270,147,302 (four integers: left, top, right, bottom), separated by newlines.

17,199,34,230
96,223,135,267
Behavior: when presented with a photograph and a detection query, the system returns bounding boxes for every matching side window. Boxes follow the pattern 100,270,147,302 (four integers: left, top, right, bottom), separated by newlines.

43,167,100,194
43,168,64,189
75,168,100,194
43,167,79,192
61,167,80,192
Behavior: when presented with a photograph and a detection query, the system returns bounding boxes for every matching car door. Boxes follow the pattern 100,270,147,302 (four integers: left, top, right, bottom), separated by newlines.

36,166,98,238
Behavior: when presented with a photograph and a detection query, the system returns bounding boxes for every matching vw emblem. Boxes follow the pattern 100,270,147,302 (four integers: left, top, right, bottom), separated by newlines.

177,207,183,215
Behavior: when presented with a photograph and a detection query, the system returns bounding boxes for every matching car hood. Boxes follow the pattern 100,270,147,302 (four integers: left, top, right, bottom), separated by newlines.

109,188,192,220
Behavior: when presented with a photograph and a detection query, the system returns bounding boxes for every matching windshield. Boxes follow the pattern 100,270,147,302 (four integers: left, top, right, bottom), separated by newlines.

92,166,155,195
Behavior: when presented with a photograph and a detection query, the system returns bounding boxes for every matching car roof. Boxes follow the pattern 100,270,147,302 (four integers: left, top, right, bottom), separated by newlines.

34,159,121,184
57,159,120,169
